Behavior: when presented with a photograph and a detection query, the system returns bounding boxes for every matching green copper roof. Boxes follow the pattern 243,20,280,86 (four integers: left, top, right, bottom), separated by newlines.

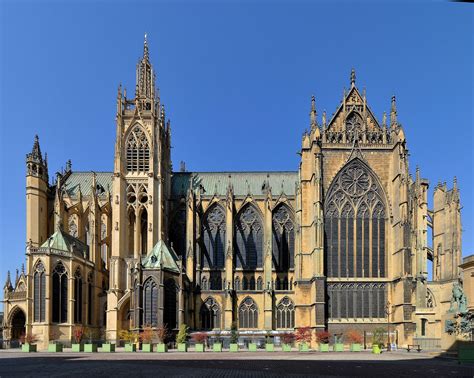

63,171,298,198
63,172,113,197
40,228,89,258
171,171,298,197
142,240,180,273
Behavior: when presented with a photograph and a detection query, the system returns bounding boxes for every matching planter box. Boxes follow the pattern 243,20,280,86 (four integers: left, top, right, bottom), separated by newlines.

22,344,37,353
265,343,274,352
195,343,205,352
350,343,361,352
372,345,381,354
48,343,63,352
319,344,329,352
334,343,344,352
248,343,257,352
282,344,292,352
71,344,83,352
299,343,310,352
124,343,136,352
142,343,153,352
84,344,98,353
177,343,188,352
458,342,474,364
156,344,168,353
213,343,222,352
229,343,239,352
101,343,115,352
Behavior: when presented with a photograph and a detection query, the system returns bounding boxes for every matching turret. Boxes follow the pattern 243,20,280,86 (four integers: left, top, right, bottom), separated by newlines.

26,135,49,246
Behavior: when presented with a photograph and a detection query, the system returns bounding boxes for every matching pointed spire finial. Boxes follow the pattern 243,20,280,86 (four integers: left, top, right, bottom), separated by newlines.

453,176,458,190
416,166,420,182
382,111,387,128
350,68,356,88
310,95,317,128
322,110,327,128
143,33,149,60
21,263,25,274
4,270,12,290
390,95,397,128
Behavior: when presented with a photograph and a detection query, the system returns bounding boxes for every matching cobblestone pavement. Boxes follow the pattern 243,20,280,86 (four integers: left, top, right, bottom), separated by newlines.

0,350,472,377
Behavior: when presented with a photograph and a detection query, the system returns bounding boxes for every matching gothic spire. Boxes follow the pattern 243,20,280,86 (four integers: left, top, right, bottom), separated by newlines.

350,68,356,88
310,95,317,128
390,95,397,128
136,34,155,101
26,134,48,181
4,270,12,291
143,33,149,61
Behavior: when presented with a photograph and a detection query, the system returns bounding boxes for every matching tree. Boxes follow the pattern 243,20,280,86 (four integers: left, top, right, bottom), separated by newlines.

230,321,238,344
176,324,188,344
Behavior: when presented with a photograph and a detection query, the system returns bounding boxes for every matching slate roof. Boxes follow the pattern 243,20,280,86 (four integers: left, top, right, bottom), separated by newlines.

62,171,298,198
142,240,180,273
39,228,89,259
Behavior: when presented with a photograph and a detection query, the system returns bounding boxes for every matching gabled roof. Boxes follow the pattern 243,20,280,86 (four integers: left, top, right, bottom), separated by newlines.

142,240,180,273
326,85,382,132
40,228,89,259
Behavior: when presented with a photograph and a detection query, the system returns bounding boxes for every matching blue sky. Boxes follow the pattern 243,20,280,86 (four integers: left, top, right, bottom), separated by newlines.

0,0,473,298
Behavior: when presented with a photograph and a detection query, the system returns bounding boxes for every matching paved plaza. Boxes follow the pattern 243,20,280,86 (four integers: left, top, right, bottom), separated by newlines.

0,350,472,377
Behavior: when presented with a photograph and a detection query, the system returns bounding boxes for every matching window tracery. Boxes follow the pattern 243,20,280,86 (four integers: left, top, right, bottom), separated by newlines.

33,261,45,323
235,205,263,269
143,278,158,326
68,215,78,238
200,297,221,330
126,126,150,172
238,297,258,328
276,297,295,329
74,269,83,323
325,159,386,279
52,262,68,323
272,205,294,271
202,204,226,269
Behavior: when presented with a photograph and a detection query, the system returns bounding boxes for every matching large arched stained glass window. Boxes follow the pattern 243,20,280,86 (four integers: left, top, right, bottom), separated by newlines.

235,205,263,269
324,158,386,279
238,297,258,328
126,125,150,172
33,261,46,323
143,278,158,326
52,262,68,323
272,205,295,271
74,268,83,323
276,297,295,329
170,206,186,258
202,204,226,269
200,297,221,330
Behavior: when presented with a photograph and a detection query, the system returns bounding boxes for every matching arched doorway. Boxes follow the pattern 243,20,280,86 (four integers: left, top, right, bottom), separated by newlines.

10,308,26,347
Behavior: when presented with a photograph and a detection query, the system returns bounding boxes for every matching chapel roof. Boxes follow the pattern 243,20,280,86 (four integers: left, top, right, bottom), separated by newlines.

142,239,180,273
39,227,89,259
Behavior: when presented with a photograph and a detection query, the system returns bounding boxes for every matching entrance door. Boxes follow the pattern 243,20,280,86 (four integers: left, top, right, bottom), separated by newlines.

10,308,26,347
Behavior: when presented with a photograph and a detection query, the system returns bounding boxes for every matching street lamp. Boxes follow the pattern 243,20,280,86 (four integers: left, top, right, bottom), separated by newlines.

385,301,392,351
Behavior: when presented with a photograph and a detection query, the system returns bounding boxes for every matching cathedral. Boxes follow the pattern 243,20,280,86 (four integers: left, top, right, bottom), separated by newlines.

2,37,465,349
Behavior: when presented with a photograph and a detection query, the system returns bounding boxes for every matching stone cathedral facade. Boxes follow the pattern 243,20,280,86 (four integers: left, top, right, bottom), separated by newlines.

2,39,465,349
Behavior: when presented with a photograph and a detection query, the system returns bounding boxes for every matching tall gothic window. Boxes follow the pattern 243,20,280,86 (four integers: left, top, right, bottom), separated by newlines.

143,278,158,326
276,297,295,329
52,262,68,323
328,282,386,319
202,204,226,269
164,279,178,329
87,272,93,324
238,297,258,328
170,206,186,258
200,297,221,330
74,269,83,323
235,205,263,269
126,125,150,172
272,204,295,271
324,159,386,278
33,261,46,323
69,215,78,238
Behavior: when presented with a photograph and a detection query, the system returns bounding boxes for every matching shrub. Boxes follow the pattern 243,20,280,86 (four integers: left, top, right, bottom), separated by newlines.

192,332,208,344
230,321,238,344
140,326,156,344
315,330,330,344
295,327,312,344
20,333,38,344
176,324,188,344
280,332,295,345
345,329,363,344
265,330,272,343
156,325,169,344
73,326,84,344
372,327,385,348
118,329,138,344
84,327,98,343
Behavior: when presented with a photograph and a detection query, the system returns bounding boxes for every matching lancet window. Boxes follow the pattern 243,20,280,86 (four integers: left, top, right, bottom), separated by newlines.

202,204,226,269
126,125,150,172
272,204,295,271
235,205,263,269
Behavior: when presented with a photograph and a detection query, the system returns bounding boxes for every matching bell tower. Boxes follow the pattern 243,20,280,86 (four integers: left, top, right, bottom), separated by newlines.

25,135,49,247
107,35,172,339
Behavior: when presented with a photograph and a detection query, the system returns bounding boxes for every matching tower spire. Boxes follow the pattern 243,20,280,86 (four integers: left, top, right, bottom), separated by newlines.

26,135,48,181
136,34,155,102
143,33,149,61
